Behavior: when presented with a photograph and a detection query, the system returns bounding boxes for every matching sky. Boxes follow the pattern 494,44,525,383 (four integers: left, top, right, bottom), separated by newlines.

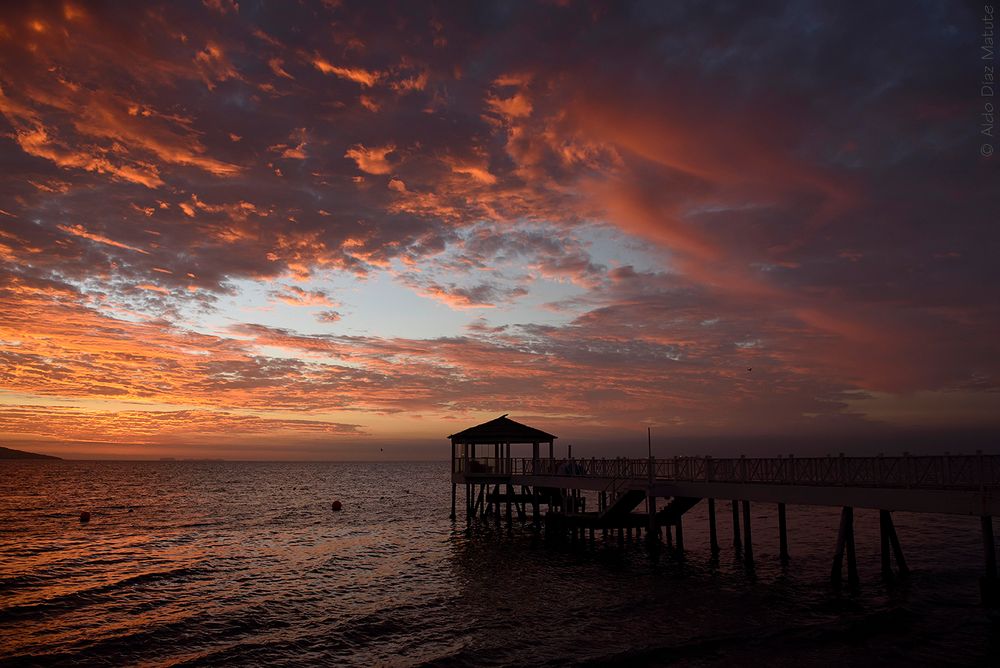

0,1,998,459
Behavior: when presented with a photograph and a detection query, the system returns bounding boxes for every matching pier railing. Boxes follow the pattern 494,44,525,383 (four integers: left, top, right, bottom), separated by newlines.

455,453,1000,490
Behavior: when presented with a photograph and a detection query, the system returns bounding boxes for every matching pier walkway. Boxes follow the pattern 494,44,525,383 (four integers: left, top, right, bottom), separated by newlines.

447,416,1000,603
454,453,1000,515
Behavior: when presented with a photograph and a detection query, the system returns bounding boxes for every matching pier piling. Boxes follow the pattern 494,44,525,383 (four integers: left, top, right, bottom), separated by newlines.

708,498,720,555
778,502,788,564
981,516,999,605
465,483,470,523
506,484,513,533
832,506,859,586
887,512,908,576
879,510,908,579
648,495,657,541
979,515,1000,606
732,500,742,551
880,510,893,578
983,516,997,578
742,500,754,564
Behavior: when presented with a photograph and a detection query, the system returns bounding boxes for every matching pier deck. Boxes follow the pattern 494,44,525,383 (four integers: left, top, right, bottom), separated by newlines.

447,416,999,602
451,451,1000,601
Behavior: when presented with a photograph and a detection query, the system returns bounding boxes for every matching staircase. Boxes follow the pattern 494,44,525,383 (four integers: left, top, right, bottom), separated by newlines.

656,496,702,524
599,474,647,523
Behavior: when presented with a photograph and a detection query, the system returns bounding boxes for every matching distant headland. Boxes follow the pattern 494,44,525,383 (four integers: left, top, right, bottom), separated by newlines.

0,446,62,460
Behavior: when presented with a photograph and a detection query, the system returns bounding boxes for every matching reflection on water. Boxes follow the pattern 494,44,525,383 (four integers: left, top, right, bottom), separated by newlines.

0,461,997,666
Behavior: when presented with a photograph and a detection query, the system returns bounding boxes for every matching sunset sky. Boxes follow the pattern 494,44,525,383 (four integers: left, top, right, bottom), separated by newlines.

1,1,997,459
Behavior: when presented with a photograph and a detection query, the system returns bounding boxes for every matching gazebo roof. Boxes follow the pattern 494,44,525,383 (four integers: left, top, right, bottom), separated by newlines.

448,415,557,444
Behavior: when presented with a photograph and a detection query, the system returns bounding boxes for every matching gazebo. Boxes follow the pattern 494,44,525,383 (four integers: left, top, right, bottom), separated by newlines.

449,414,557,476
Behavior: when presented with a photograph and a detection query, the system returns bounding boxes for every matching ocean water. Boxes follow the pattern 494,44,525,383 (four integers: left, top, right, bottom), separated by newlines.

0,461,997,666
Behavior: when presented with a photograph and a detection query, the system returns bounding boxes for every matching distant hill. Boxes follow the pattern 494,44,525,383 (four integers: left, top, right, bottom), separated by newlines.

0,446,62,460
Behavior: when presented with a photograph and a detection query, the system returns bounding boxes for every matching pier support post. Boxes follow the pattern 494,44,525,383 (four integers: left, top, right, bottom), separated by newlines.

732,500,742,551
506,484,513,534
532,487,540,531
708,498,720,555
846,509,858,586
648,495,658,542
675,518,684,552
984,516,997,578
832,506,859,587
450,484,456,520
778,502,789,564
886,511,908,576
495,484,501,524
981,516,999,605
880,510,892,579
742,500,754,564
879,510,908,580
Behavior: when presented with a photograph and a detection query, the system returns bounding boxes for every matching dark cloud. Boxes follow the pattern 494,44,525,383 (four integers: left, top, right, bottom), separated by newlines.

0,1,996,453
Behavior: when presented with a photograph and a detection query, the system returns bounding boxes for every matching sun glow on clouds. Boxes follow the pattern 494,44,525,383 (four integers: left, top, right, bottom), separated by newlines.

0,1,997,457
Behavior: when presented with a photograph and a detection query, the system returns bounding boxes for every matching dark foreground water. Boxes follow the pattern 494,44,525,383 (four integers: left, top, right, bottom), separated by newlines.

1,461,998,666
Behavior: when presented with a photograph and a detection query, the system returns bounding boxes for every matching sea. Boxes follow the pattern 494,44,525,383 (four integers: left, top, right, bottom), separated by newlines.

1,461,997,666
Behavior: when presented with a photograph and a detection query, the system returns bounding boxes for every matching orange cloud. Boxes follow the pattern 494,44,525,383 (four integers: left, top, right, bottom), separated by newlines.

0,404,361,446
313,58,379,86
271,285,337,307
57,224,150,254
450,162,497,185
487,91,532,121
345,143,395,174
194,42,240,89
268,57,293,79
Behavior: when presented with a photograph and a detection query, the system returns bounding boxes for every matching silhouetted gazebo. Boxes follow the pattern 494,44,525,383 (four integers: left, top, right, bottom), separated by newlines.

449,414,556,475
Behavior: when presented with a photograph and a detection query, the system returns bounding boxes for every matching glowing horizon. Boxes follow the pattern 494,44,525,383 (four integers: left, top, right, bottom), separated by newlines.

1,2,997,459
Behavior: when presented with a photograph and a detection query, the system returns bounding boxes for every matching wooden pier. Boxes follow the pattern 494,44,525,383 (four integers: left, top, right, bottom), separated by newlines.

449,416,1000,603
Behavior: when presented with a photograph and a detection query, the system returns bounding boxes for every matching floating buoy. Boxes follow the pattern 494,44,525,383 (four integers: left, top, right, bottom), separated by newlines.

331,500,343,512
79,511,90,523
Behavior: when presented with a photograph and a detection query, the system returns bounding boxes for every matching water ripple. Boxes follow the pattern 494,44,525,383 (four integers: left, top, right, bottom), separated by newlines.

0,461,996,666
